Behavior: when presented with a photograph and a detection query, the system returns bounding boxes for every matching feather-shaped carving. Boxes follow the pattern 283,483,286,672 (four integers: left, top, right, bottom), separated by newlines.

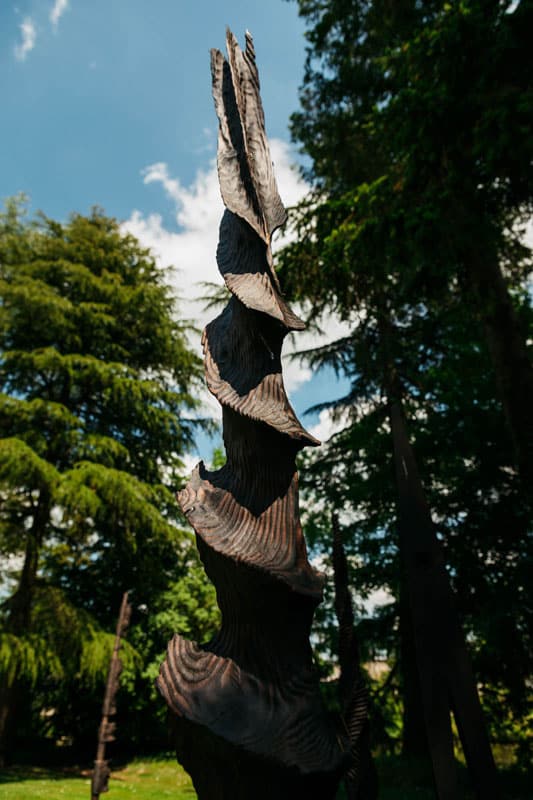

158,635,342,773
211,31,286,243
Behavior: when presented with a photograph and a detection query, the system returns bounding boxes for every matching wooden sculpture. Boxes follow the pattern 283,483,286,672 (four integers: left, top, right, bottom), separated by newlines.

156,30,347,798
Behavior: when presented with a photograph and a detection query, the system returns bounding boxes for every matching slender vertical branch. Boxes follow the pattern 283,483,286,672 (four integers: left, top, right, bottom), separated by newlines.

91,591,132,800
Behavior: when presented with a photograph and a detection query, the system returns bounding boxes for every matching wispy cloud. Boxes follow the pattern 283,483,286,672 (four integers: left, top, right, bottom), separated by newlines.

142,162,185,207
14,17,36,61
308,408,351,444
50,0,69,30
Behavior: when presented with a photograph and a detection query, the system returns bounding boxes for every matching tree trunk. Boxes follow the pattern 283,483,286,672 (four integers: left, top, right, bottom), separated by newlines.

389,399,499,800
468,248,533,485
0,489,50,765
331,513,378,800
377,307,498,797
399,563,430,762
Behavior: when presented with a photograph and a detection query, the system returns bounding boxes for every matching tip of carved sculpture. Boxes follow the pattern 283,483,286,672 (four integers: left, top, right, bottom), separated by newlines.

211,30,287,244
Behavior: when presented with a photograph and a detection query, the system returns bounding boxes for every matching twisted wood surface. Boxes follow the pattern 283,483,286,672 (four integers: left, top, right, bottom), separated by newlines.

156,29,347,797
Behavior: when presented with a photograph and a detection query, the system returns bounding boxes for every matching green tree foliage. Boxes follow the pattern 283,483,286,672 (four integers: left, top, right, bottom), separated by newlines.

283,0,533,480
0,197,217,761
279,0,532,762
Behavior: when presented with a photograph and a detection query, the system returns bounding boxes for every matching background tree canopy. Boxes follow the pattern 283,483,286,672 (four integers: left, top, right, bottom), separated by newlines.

278,0,532,769
0,198,219,764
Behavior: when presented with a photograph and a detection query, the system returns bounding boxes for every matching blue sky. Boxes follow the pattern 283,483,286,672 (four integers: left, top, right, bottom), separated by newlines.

1,1,306,220
1,1,350,458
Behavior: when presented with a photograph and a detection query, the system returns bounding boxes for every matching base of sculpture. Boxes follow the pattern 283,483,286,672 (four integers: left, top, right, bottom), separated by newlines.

170,716,345,800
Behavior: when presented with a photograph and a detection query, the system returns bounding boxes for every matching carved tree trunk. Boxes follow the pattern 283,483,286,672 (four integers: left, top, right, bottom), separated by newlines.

156,31,347,799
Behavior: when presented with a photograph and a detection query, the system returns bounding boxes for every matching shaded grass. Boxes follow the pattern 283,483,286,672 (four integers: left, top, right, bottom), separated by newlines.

1,753,530,799
0,757,196,799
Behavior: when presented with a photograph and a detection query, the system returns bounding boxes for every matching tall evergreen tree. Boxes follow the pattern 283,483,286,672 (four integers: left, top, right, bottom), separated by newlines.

284,0,533,481
279,0,532,768
0,197,206,762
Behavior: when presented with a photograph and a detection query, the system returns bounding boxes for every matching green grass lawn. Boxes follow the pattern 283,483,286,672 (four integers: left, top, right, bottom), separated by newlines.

1,754,529,799
0,757,196,799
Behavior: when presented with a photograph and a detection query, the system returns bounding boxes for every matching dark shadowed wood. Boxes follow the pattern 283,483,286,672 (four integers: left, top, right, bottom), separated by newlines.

156,30,347,798
203,299,316,440
170,716,344,800
216,212,305,328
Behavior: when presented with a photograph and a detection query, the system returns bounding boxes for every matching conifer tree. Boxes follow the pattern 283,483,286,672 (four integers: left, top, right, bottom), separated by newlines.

283,0,533,482
279,0,532,767
0,197,204,762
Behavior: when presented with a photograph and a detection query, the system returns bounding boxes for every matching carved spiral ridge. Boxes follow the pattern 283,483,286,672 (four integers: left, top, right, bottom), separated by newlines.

156,30,347,790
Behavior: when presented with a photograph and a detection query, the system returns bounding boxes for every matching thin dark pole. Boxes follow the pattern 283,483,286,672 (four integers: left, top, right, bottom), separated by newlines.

91,591,131,800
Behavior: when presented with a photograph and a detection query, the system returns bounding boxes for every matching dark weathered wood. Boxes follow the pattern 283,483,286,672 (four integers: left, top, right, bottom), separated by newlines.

156,30,347,798
91,591,131,800
203,299,315,438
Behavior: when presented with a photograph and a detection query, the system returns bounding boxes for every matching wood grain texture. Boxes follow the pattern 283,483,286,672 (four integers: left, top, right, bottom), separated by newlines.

203,298,316,441
216,211,305,329
158,635,343,773
171,716,345,800
211,31,287,244
156,29,347,797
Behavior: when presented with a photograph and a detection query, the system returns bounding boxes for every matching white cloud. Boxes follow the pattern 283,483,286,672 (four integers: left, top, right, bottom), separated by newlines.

14,17,36,61
282,310,352,395
50,0,69,30
142,162,183,205
308,407,351,443
181,452,201,475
